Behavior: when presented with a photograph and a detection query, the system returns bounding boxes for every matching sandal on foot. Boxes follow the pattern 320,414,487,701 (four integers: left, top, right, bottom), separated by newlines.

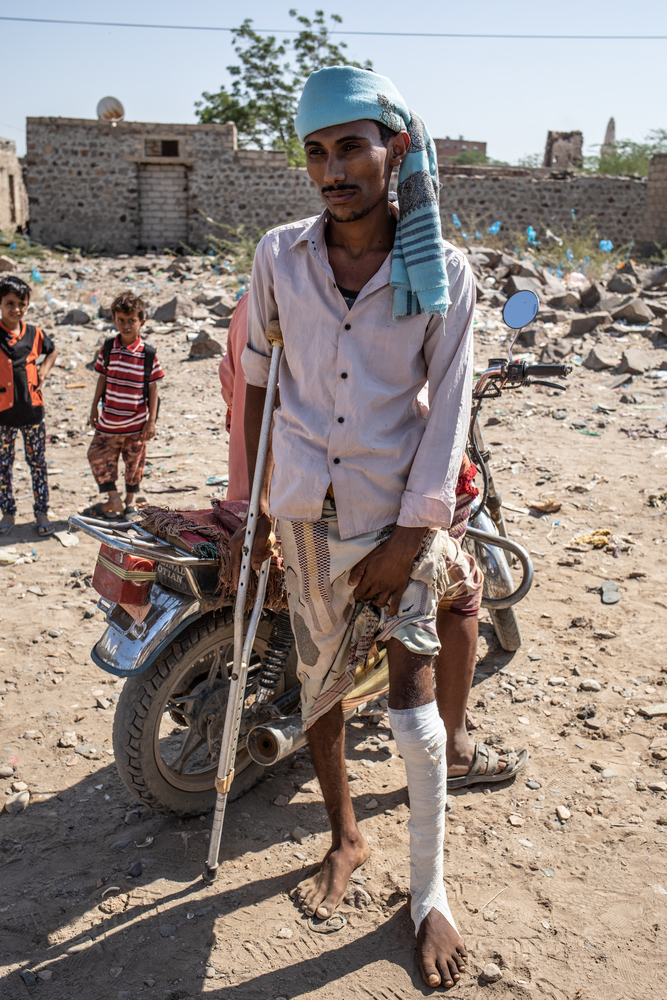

0,522,14,536
82,502,123,522
124,505,139,516
447,743,528,790
36,522,56,537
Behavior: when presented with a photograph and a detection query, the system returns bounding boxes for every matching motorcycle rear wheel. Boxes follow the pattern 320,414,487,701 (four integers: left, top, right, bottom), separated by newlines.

489,606,522,652
112,608,297,816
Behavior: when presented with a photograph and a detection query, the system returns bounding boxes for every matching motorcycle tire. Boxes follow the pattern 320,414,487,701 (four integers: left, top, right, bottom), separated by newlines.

112,608,298,816
490,606,522,652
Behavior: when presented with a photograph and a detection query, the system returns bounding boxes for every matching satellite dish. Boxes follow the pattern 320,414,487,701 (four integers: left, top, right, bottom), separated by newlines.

97,97,125,121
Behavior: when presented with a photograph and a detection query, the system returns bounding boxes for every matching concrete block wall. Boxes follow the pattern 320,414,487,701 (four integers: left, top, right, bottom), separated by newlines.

0,138,29,233
641,154,667,246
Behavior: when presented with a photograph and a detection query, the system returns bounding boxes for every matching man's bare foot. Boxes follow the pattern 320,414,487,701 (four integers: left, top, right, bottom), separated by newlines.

417,906,467,989
294,835,370,919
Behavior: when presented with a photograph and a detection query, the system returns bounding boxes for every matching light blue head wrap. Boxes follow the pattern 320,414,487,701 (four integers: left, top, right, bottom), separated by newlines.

295,66,448,320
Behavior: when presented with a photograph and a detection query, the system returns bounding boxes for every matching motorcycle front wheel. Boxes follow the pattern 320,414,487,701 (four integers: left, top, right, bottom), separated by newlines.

112,608,298,816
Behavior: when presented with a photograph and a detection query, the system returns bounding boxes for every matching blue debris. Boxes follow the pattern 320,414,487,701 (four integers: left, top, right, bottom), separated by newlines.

31,266,43,283
452,213,461,229
487,221,501,234
566,248,574,264
599,239,613,252
526,225,537,245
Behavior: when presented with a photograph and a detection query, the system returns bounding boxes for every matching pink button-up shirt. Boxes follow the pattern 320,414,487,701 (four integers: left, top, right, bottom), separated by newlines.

242,210,474,540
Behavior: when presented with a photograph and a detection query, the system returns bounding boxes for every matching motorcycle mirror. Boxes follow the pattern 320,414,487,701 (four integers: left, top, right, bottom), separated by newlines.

502,290,540,330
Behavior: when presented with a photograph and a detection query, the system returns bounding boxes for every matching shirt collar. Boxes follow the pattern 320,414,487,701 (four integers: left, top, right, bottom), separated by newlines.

288,208,395,297
0,319,25,345
117,334,143,352
288,209,329,253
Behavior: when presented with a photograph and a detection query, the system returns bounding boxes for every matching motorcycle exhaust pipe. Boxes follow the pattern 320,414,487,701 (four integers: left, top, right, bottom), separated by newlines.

246,715,307,766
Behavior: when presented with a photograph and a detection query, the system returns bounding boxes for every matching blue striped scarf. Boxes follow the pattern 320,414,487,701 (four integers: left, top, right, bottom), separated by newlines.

295,66,448,320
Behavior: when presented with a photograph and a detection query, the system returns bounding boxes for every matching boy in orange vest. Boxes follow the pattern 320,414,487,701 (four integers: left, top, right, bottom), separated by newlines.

0,276,58,536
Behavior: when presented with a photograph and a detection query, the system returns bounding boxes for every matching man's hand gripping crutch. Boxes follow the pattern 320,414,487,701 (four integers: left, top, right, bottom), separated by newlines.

203,320,283,882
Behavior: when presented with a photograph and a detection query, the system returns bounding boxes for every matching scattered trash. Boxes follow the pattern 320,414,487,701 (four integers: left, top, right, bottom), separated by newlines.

529,499,561,514
601,580,621,604
308,914,347,934
53,530,79,548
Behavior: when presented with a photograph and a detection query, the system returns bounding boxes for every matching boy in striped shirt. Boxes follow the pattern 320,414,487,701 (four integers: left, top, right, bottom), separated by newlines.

86,292,164,520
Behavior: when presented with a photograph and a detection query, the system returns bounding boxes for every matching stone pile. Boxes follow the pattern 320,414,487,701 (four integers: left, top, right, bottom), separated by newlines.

465,245,667,373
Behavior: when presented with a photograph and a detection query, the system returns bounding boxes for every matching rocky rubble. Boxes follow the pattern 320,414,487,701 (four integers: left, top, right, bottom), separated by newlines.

0,245,666,999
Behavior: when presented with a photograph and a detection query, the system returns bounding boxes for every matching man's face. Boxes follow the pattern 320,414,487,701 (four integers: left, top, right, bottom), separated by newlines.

113,310,145,345
304,120,409,223
0,291,29,330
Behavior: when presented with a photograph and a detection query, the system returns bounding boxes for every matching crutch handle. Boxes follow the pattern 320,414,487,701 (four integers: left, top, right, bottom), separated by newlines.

266,319,284,348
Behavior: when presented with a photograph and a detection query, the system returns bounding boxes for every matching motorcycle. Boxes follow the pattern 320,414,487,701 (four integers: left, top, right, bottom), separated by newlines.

68,290,569,835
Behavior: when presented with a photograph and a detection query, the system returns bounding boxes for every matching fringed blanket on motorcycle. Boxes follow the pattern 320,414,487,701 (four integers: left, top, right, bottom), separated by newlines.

137,499,289,613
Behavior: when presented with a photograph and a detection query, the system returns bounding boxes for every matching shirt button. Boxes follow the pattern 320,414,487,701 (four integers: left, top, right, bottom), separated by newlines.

337,416,344,423
341,372,348,379
344,323,351,330
333,457,341,465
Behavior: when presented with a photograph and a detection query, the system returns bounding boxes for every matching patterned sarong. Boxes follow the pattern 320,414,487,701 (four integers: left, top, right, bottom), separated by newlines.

281,498,456,730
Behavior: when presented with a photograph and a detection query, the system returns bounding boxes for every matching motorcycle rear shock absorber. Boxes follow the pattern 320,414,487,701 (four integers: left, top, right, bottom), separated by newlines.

256,609,295,704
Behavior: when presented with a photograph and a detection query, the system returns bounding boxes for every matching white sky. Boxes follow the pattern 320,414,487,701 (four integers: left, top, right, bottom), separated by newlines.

1,0,666,162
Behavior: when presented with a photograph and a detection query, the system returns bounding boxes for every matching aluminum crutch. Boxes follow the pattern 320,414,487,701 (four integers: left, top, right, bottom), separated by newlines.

204,320,284,882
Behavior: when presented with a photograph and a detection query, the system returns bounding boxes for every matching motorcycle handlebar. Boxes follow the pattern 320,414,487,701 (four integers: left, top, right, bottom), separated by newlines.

524,363,571,378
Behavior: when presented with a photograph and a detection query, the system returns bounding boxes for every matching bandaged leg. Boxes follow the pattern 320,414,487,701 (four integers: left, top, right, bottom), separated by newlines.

388,701,457,935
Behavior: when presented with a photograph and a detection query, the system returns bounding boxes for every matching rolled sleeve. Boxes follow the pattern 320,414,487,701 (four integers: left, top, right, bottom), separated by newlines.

240,342,271,388
397,489,452,530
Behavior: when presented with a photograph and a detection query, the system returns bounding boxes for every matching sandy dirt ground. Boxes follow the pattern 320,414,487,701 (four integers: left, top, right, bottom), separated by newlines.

1,253,666,1000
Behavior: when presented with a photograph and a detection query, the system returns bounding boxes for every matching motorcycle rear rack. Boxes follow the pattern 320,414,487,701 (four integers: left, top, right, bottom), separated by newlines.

68,514,218,603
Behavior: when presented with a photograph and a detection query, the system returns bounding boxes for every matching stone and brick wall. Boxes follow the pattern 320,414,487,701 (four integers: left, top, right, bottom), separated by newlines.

23,117,662,255
438,164,647,249
0,138,29,233
641,154,667,246
24,118,321,254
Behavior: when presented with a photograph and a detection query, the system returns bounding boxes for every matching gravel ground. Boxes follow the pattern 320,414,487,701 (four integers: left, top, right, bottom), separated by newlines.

0,251,666,999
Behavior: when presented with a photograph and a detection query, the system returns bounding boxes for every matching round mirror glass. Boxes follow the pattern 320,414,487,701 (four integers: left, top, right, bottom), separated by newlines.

502,289,540,329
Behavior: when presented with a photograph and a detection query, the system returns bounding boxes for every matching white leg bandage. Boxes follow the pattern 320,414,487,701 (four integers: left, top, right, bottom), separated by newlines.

388,701,457,936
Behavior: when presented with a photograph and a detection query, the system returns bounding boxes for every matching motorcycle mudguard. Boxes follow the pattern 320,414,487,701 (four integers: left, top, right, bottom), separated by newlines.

465,508,515,605
91,582,201,678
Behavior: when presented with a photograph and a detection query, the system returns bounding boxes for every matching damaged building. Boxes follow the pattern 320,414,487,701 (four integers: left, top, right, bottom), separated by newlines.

0,137,29,234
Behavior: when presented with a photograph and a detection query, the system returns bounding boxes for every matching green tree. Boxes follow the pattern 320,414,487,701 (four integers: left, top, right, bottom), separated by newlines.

583,129,667,177
195,9,371,166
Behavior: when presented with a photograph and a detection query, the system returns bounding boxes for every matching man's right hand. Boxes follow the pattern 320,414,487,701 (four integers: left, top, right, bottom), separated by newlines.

90,411,98,429
230,510,274,589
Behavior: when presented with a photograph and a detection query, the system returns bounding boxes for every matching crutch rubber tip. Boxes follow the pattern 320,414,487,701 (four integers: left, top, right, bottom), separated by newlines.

202,862,219,883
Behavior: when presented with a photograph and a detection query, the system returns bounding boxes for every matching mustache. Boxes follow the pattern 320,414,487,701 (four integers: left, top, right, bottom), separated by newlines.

320,184,360,194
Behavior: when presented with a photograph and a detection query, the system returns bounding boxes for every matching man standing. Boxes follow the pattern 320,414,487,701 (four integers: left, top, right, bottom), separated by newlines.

236,67,473,988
